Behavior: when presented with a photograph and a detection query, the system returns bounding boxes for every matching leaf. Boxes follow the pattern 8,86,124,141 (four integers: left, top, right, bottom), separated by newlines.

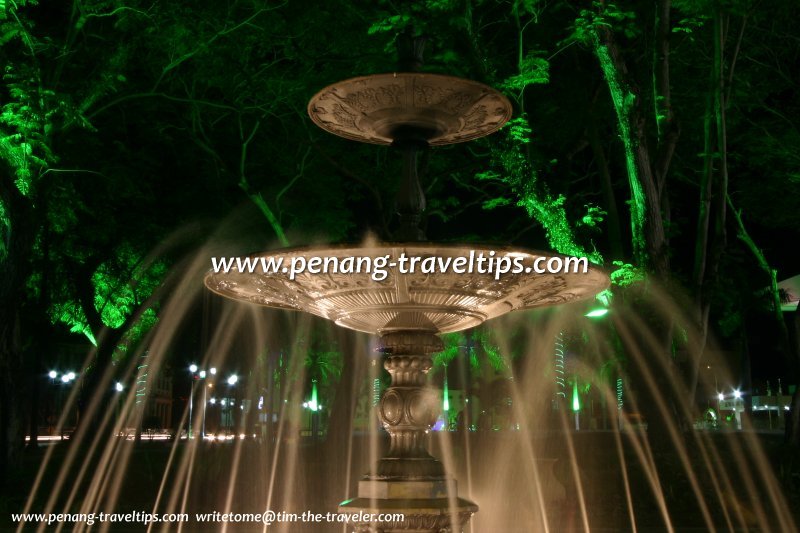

579,205,606,227
507,117,533,144
610,261,645,287
367,14,410,35
500,52,549,90
482,197,512,210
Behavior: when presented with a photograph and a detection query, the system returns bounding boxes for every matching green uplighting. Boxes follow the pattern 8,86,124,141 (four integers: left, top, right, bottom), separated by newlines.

443,374,450,412
572,381,581,412
587,23,648,263
585,308,609,318
308,379,319,412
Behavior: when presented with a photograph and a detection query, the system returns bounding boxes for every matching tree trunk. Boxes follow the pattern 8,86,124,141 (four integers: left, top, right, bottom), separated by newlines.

0,167,37,481
690,8,730,403
588,120,624,260
590,25,669,277
590,7,683,445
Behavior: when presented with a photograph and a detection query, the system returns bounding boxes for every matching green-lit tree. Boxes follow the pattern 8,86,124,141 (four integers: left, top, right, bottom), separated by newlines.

2,0,800,482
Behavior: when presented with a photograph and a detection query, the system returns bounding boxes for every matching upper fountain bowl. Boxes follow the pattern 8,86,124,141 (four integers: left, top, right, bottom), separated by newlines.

307,73,513,146
204,244,609,336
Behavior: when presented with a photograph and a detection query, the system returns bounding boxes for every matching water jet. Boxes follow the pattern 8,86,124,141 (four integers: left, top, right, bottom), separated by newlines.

205,33,609,531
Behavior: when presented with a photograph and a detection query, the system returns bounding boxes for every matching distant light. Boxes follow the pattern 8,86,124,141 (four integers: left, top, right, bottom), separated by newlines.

61,375,70,383
189,364,198,373
718,393,724,401
199,370,207,379
227,375,238,385
303,402,308,408
48,370,57,379
210,367,217,375
584,308,609,318
115,382,124,392
239,434,245,440
221,399,226,406
734,389,742,399
210,398,216,405
66,372,76,381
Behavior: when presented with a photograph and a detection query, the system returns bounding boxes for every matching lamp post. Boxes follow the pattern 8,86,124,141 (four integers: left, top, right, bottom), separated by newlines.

47,371,77,439
225,374,238,436
733,389,743,429
188,365,198,438
189,365,217,439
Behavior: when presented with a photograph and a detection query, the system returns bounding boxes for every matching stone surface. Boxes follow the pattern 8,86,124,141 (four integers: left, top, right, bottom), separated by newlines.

204,244,609,336
339,496,477,533
357,479,457,500
307,73,513,146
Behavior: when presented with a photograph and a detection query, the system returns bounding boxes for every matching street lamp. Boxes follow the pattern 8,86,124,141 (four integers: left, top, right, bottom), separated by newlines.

224,374,240,436
48,371,77,437
188,364,197,438
733,389,744,429
189,364,218,439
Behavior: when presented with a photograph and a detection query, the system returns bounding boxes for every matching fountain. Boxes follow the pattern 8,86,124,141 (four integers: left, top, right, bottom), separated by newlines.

12,27,798,533
204,33,609,532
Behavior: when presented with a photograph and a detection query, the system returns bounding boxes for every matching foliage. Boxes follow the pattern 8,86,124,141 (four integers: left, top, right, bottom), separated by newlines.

304,349,344,384
610,261,645,288
0,0,797,463
478,115,604,263
570,2,639,43
500,51,550,90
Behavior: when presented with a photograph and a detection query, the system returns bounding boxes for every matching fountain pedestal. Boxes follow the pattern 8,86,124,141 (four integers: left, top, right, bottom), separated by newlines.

339,331,477,532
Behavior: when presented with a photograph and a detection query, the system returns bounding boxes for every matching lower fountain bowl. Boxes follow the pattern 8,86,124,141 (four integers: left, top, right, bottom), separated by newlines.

204,244,609,335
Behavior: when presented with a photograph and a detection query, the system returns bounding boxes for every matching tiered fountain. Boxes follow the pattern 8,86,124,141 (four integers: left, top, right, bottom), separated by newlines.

205,33,609,532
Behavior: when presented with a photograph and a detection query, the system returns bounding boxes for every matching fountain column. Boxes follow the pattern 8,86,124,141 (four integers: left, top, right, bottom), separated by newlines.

339,330,477,532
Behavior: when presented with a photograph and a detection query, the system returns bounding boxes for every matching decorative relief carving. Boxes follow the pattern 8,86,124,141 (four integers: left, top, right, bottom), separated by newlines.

205,245,609,335
341,84,403,112
331,103,357,129
307,73,513,146
461,104,488,131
